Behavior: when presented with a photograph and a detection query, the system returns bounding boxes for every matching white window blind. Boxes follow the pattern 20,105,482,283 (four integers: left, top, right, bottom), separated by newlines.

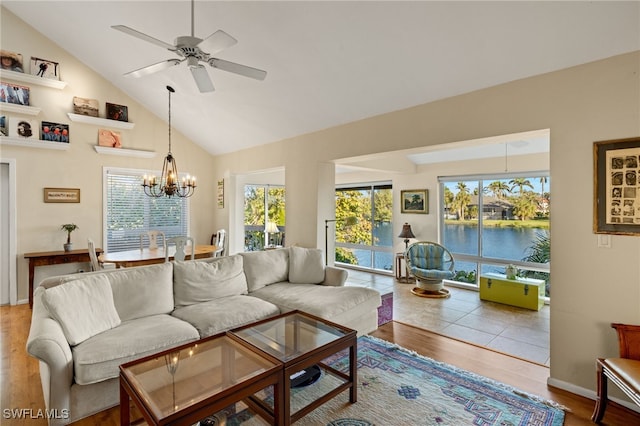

105,168,189,252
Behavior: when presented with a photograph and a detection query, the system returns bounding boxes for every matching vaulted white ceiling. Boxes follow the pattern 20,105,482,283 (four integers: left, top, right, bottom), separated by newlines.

3,1,639,157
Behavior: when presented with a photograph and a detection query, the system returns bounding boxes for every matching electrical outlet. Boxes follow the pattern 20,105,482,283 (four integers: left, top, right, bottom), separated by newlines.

597,234,611,248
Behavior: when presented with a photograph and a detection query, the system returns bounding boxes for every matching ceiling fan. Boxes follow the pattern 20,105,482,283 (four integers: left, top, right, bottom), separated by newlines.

111,0,266,93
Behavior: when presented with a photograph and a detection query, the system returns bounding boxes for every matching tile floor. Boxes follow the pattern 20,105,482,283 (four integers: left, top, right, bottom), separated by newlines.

344,268,551,365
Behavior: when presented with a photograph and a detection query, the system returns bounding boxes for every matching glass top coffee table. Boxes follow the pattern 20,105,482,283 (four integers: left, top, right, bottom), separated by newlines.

229,310,358,426
119,333,283,425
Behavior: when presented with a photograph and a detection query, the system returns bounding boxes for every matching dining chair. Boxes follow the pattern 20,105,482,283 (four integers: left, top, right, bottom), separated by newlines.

164,236,195,262
140,230,166,250
87,238,116,271
213,229,226,257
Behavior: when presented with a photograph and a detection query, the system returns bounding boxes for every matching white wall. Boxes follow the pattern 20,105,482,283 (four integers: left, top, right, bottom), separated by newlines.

212,51,640,398
1,9,217,302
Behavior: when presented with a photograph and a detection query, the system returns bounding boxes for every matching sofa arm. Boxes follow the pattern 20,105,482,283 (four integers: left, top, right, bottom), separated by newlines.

27,288,73,415
321,266,348,286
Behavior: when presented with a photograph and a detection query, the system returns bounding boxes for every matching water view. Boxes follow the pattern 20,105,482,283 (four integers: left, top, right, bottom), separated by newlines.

346,223,548,275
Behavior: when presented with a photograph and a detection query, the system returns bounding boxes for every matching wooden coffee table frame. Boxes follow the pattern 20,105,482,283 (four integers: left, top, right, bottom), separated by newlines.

229,310,358,426
119,333,284,426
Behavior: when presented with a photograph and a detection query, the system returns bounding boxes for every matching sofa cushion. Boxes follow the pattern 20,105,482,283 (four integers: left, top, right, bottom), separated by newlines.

240,249,289,292
108,262,175,321
289,247,325,284
172,295,280,337
251,283,381,319
72,314,199,385
173,255,248,308
42,275,121,346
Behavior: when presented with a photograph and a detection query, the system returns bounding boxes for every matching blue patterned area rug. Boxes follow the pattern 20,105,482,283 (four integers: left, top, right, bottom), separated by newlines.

206,335,565,426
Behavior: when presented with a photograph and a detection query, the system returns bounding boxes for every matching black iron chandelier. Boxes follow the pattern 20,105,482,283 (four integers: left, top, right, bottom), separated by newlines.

142,85,196,198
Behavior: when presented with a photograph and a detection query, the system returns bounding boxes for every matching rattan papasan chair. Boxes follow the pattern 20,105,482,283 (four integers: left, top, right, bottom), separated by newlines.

405,241,455,298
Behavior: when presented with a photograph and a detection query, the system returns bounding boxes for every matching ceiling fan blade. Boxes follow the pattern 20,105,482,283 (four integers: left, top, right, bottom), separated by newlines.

111,25,176,51
190,65,215,93
124,59,181,78
208,58,267,81
198,30,237,55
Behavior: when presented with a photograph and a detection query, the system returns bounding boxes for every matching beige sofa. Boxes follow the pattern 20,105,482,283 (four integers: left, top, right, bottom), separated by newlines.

26,247,381,425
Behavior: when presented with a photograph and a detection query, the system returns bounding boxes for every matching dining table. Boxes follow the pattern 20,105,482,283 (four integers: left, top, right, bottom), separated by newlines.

99,244,217,268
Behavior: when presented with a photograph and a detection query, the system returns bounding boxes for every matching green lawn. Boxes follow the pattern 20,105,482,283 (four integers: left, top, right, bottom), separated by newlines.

444,219,549,229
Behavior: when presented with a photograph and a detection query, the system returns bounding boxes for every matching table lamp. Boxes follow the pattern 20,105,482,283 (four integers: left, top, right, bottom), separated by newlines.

398,223,416,250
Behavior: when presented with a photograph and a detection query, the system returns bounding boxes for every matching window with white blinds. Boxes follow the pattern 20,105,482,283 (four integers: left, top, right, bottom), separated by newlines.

104,168,189,252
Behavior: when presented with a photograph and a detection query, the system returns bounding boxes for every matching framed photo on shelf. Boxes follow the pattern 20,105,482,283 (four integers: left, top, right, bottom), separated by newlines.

0,115,7,136
9,117,35,139
30,56,60,80
0,50,24,73
401,189,428,214
106,102,128,122
594,136,640,235
98,128,121,148
41,121,70,143
0,81,30,106
44,188,80,203
73,96,99,117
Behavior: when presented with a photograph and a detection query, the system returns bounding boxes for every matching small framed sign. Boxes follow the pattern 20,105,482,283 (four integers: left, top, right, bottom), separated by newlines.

44,188,80,203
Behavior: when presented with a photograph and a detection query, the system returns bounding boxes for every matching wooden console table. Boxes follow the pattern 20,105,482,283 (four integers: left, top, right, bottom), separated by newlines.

24,248,102,308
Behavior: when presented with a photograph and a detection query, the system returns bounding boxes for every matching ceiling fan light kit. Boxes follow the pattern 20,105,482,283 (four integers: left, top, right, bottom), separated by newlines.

112,0,266,93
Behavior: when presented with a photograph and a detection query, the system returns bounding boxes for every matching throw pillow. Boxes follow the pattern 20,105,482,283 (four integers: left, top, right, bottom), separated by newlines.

240,249,290,291
289,246,325,284
173,255,248,307
42,274,121,346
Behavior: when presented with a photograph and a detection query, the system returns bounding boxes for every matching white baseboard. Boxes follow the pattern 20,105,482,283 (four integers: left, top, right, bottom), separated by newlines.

547,377,640,414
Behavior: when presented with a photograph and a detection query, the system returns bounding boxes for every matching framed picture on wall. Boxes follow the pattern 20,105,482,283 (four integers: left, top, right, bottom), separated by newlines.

401,189,428,214
98,129,122,148
41,121,69,143
0,82,29,106
73,96,99,117
9,117,35,139
217,179,224,209
0,115,7,136
594,136,640,235
30,56,60,80
106,102,128,122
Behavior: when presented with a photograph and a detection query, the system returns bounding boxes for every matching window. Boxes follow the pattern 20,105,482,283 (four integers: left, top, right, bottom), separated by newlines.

243,185,285,251
440,173,551,296
104,168,189,252
334,183,393,272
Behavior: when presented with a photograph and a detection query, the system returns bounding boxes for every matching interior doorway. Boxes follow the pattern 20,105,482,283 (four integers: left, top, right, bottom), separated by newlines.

0,159,17,305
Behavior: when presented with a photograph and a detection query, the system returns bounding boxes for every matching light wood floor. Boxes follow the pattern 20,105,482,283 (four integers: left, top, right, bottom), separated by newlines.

2,304,638,425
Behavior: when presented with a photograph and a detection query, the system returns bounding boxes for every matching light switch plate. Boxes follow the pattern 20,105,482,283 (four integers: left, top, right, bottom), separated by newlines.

597,234,611,248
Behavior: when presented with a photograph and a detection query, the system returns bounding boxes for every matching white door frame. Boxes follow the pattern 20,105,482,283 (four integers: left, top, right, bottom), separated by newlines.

1,158,17,305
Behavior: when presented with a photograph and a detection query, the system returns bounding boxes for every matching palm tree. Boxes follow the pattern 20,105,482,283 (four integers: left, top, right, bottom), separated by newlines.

539,177,547,197
509,178,534,194
486,181,511,199
453,182,471,220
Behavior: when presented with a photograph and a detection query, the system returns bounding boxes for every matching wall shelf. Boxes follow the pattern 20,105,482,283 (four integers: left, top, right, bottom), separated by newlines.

67,113,135,130
0,103,41,116
0,136,70,150
0,69,67,89
94,145,156,158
